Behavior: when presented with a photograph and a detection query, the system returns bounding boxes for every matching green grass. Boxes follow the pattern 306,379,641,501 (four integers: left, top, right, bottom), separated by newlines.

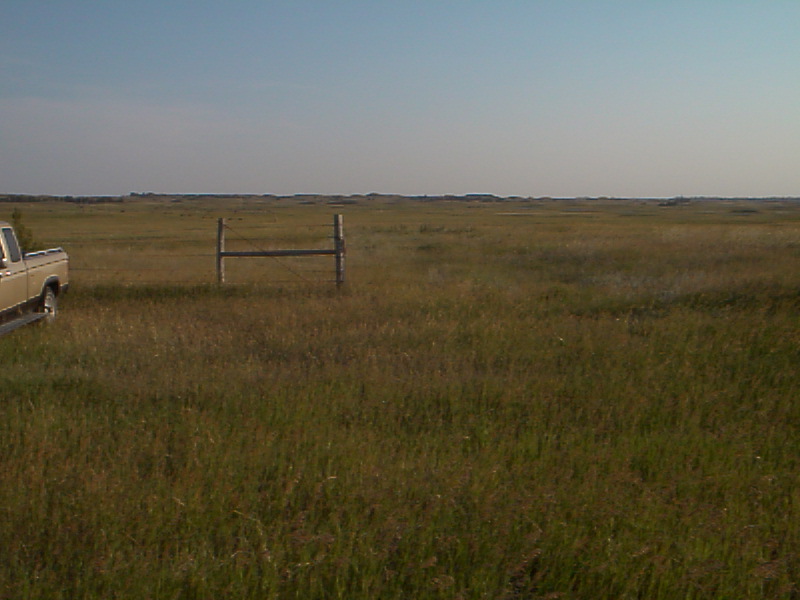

2,198,800,598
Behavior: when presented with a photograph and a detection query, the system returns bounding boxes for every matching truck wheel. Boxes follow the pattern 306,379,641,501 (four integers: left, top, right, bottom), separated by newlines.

39,287,57,322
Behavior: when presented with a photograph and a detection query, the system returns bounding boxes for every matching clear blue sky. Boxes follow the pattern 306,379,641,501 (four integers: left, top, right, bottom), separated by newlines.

1,1,798,197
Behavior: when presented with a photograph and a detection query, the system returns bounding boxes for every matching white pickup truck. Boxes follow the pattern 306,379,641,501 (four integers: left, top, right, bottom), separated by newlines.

0,221,69,335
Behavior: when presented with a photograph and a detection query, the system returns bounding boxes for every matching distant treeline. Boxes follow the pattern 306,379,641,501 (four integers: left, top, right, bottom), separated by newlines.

1,193,799,204
0,194,124,204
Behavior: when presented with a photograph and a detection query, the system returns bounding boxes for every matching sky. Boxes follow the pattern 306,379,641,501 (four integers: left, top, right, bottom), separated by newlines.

1,1,798,198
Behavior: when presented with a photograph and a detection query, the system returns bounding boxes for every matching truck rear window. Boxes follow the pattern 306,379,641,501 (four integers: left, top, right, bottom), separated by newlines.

1,228,22,263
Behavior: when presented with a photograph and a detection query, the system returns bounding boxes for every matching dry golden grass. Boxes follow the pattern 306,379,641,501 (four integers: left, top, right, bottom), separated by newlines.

2,197,800,598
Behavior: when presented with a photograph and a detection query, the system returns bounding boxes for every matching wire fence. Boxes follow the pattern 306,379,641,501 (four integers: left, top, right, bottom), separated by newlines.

67,216,344,287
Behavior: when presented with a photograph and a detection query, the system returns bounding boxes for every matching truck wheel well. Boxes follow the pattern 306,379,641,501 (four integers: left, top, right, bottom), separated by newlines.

43,278,61,296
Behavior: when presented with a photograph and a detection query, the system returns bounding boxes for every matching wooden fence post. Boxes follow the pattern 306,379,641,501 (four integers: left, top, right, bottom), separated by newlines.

216,218,225,284
334,214,345,287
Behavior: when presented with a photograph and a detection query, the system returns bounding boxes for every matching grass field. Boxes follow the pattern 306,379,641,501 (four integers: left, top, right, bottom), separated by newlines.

2,197,800,598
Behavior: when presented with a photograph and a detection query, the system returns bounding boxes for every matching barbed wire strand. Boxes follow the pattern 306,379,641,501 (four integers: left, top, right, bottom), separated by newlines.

221,222,323,284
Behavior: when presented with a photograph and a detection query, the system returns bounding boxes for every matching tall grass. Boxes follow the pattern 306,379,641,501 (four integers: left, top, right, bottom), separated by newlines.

1,198,800,598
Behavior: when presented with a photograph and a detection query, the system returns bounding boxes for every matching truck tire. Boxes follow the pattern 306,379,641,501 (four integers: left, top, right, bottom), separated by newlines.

39,287,57,322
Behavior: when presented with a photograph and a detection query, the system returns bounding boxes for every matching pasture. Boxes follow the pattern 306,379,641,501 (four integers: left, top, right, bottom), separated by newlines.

2,196,800,598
